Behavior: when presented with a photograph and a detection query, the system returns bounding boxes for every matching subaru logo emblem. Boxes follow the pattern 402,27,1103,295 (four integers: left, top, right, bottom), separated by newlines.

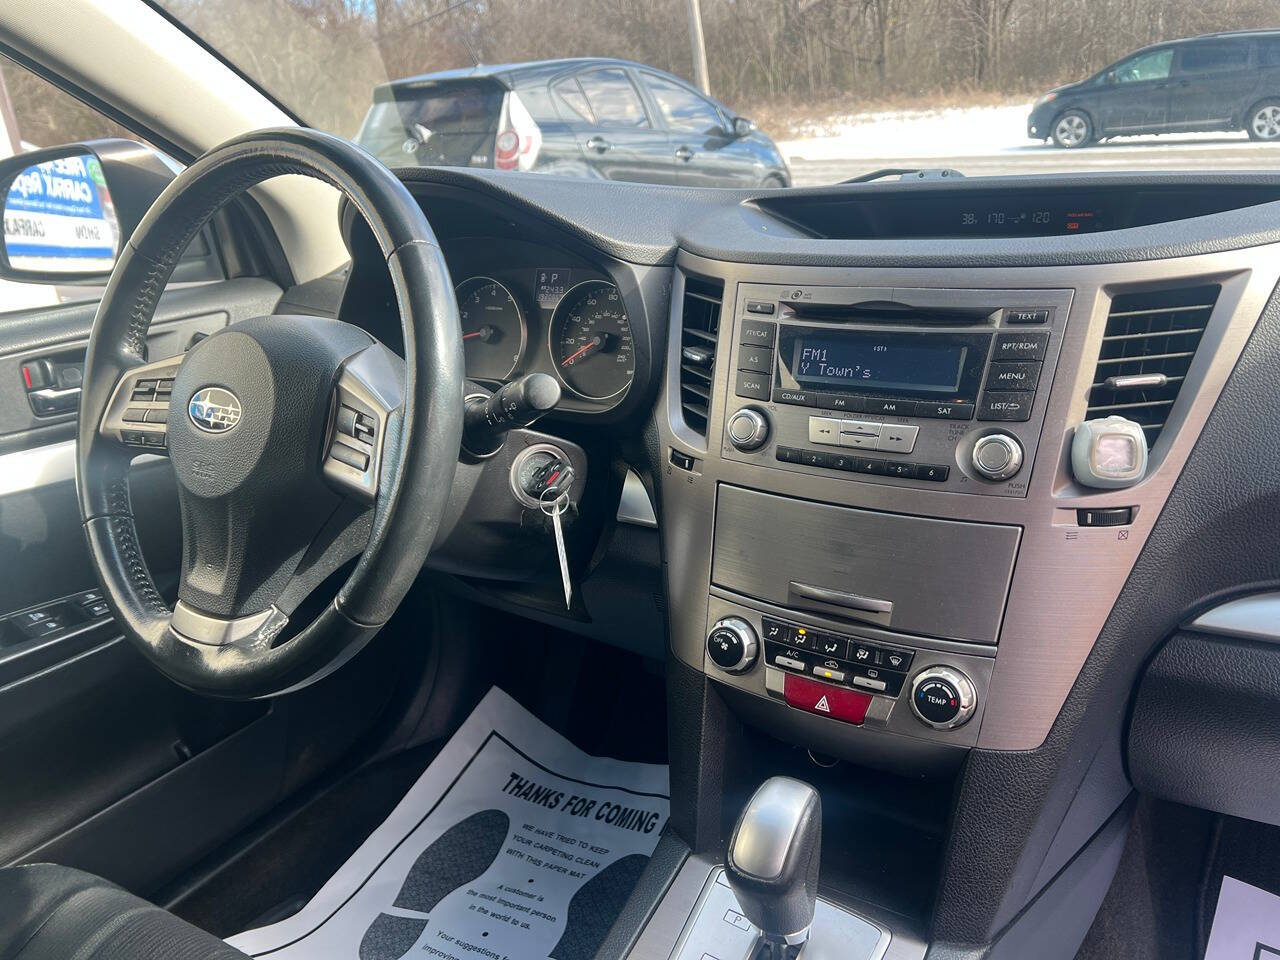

188,387,242,433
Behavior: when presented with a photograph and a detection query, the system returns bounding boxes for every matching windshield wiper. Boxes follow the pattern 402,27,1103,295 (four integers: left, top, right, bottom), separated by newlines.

841,167,965,184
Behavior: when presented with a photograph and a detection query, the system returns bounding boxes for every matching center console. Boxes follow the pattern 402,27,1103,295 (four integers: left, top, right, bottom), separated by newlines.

659,247,1277,768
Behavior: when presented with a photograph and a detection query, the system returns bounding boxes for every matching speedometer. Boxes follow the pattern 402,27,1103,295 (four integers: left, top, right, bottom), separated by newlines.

549,281,634,401
456,276,526,381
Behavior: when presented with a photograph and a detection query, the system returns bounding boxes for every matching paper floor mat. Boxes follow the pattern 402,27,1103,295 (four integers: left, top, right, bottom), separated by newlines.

228,687,670,960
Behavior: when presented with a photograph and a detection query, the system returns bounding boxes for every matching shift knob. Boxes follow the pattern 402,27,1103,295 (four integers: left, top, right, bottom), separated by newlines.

725,777,822,957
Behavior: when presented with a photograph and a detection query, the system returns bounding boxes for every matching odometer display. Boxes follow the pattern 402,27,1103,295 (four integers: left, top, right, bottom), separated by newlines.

456,276,526,381
550,280,634,401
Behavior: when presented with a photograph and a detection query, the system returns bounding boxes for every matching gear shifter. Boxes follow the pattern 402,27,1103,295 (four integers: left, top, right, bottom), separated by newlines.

725,777,822,959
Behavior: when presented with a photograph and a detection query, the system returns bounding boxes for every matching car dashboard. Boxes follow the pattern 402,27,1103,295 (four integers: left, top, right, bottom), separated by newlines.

331,166,1280,954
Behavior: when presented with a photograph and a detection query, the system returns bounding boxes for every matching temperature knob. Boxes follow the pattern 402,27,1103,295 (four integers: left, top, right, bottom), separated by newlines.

706,617,759,673
971,433,1023,481
910,666,977,730
727,408,770,451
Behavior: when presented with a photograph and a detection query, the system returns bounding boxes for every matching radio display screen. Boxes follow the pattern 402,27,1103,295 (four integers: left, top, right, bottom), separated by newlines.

776,327,992,402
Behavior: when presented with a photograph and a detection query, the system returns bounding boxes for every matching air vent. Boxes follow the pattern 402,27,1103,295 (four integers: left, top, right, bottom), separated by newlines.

1087,284,1219,446
678,275,723,435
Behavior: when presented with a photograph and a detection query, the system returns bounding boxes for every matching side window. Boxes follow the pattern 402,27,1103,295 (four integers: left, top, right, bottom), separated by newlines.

0,56,220,316
552,77,594,124
576,69,648,128
1114,49,1173,84
1178,42,1250,75
641,73,723,135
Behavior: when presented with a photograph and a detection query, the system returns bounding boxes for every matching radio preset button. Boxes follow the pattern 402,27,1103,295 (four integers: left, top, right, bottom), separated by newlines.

740,319,777,347
735,371,770,401
876,424,919,454
808,416,843,446
738,344,774,375
917,464,950,482
775,445,801,463
985,361,1041,392
853,457,887,475
978,392,1034,421
918,402,974,420
994,331,1049,361
884,462,917,479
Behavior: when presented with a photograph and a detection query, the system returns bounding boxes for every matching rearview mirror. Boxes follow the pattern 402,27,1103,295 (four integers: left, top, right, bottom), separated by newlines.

732,116,755,138
0,140,176,283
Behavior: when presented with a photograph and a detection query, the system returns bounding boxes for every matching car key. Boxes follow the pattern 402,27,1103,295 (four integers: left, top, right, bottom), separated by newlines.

540,489,573,610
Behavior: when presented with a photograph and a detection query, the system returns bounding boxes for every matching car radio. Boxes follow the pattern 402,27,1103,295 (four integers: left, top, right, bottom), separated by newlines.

721,283,1073,497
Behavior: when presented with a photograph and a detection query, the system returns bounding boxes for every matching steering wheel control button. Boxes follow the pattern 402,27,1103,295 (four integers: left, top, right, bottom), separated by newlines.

971,433,1024,481
707,617,759,673
330,443,370,472
910,667,978,730
122,407,147,422
727,407,770,451
783,673,872,725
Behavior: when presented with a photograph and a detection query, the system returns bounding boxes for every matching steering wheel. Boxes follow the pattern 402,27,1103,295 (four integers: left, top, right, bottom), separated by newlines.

75,128,463,699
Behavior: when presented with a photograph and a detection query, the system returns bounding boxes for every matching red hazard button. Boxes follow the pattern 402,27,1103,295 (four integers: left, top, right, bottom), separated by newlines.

783,673,872,724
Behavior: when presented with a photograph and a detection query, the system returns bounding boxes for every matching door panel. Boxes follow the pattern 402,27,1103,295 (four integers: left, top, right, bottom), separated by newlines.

1169,42,1252,126
571,68,676,184
1097,48,1174,132
638,71,758,188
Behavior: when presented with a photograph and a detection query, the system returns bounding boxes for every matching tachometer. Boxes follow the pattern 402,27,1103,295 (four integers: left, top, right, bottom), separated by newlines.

456,276,527,381
550,281,634,401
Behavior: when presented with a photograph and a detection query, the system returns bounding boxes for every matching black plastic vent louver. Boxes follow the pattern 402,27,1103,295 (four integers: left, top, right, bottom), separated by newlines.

1087,284,1220,446
678,275,723,435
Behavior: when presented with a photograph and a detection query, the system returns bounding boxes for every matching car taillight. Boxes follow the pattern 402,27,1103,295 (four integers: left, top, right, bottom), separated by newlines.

494,129,520,170
494,93,542,172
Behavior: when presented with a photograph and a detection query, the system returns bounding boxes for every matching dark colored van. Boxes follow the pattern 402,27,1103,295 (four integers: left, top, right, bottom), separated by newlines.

357,57,791,187
1028,30,1280,148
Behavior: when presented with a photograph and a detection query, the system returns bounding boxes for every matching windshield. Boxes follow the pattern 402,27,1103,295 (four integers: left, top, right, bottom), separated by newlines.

156,1,1280,187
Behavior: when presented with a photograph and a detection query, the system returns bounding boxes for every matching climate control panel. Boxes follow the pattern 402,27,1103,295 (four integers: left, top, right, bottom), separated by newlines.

704,603,993,750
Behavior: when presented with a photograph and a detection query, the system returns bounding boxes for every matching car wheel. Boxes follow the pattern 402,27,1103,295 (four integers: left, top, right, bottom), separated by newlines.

1051,110,1094,149
761,174,788,188
1247,100,1280,141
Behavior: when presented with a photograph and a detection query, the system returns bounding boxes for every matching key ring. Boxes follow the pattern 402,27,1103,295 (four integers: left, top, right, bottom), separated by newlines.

538,488,570,517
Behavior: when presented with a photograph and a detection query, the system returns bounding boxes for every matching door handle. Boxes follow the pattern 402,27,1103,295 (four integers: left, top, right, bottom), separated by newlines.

675,145,695,161
788,580,894,620
585,136,611,153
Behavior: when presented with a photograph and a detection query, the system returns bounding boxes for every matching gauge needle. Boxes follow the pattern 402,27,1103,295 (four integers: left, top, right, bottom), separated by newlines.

462,325,495,342
561,334,605,366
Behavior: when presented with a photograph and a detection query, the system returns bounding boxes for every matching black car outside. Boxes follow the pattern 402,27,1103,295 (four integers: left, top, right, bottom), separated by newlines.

1028,30,1280,148
358,57,791,187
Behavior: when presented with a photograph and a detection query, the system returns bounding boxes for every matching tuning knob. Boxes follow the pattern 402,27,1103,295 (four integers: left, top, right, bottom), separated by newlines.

910,666,977,730
706,617,759,673
971,433,1023,481
728,407,770,451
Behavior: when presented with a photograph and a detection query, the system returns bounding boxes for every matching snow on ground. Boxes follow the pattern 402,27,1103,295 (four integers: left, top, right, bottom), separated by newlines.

778,100,1266,164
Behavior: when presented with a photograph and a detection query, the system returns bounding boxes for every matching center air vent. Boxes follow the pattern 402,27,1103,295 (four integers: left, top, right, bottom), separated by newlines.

1086,284,1219,446
678,276,723,435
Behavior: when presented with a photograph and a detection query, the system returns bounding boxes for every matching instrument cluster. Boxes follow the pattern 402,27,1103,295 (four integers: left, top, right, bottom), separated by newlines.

448,238,635,407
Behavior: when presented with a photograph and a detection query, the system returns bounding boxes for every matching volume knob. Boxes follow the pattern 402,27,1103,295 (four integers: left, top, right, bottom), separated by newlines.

971,433,1023,481
706,617,759,673
727,407,770,451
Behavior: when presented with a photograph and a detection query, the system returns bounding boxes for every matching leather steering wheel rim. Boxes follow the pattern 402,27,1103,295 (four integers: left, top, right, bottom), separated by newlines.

76,128,463,698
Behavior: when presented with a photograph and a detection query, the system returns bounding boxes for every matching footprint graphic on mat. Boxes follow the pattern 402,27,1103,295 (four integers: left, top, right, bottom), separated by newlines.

549,853,649,960
358,808,510,960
